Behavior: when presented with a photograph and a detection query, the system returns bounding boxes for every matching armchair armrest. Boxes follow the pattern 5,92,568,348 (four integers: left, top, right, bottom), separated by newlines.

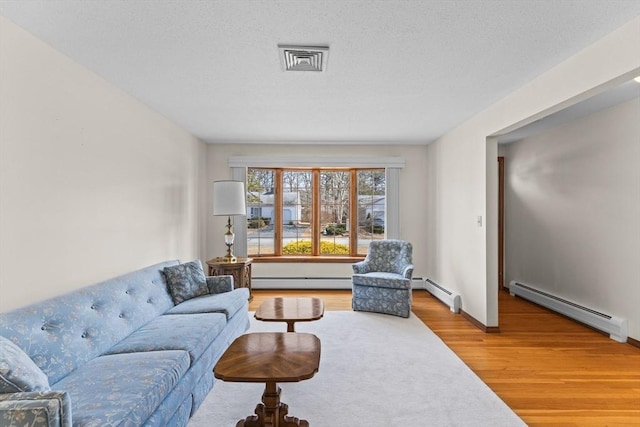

352,260,371,274
401,264,414,280
206,275,234,294
0,391,71,427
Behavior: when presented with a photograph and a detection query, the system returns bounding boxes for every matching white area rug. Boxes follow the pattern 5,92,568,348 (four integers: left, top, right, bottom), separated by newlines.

189,311,525,427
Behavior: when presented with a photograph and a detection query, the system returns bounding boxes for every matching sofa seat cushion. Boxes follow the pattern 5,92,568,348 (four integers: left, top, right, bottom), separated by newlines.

165,288,249,319
52,350,189,427
105,313,227,364
352,272,411,289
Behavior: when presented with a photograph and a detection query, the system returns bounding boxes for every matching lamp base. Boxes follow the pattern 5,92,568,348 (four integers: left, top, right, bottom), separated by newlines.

221,216,238,263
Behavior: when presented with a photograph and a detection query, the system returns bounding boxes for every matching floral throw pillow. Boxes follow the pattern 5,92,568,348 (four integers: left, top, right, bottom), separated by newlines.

162,260,209,305
0,336,50,392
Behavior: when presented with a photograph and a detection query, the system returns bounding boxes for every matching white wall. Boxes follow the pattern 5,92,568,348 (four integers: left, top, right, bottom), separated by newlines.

426,17,640,327
205,144,428,281
501,98,640,340
0,17,207,311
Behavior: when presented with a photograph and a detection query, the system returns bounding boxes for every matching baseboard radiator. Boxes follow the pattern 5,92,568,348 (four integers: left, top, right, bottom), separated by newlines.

253,277,425,290
509,281,627,343
253,277,352,289
424,279,461,313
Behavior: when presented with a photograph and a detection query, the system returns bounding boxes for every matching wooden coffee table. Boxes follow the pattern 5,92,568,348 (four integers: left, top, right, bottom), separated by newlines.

214,332,321,427
254,297,324,332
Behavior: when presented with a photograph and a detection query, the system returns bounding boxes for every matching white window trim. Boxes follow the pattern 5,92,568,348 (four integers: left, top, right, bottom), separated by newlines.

228,156,405,169
229,156,404,257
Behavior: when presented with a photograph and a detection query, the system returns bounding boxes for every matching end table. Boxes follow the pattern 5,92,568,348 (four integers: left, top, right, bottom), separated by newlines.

206,257,253,301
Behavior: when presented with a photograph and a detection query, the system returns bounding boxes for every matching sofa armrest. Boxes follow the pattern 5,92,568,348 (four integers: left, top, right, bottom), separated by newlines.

206,275,234,294
0,391,72,427
352,260,371,274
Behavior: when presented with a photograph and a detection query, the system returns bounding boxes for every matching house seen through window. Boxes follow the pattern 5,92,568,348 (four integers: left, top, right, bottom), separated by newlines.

246,167,386,258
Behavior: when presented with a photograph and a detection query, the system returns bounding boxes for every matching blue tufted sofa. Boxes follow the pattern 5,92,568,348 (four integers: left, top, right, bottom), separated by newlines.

0,260,250,427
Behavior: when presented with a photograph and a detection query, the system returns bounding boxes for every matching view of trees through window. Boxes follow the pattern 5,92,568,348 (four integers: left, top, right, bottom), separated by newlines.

246,167,385,257
319,171,350,254
357,169,386,252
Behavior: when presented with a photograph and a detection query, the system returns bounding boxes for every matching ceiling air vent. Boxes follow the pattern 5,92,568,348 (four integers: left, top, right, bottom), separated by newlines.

278,45,329,72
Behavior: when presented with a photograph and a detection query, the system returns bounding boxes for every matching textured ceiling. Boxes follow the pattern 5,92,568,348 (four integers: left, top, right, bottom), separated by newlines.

1,0,639,145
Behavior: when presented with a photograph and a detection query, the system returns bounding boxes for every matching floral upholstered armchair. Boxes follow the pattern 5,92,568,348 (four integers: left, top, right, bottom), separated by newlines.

351,240,414,318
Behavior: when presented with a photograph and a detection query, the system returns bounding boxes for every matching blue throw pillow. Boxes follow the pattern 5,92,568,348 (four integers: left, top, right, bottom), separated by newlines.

0,336,50,392
162,260,209,304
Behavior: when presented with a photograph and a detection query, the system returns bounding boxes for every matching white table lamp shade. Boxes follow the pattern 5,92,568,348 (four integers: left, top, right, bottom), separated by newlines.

213,181,246,216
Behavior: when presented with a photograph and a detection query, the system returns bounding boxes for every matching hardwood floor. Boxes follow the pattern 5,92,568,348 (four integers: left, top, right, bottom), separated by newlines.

249,289,640,426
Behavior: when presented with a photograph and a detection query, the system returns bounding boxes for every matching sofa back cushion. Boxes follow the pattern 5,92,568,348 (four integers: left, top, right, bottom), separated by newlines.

0,261,177,384
162,260,209,304
0,336,50,392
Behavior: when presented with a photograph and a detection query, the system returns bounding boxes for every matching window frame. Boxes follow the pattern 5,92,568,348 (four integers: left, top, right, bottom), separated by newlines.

228,155,404,263
247,167,383,261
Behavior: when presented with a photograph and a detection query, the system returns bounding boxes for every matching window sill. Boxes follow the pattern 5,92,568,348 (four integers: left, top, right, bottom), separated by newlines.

251,256,365,264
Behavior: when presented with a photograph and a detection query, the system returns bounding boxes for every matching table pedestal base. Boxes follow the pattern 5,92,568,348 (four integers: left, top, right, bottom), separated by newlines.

236,382,308,427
